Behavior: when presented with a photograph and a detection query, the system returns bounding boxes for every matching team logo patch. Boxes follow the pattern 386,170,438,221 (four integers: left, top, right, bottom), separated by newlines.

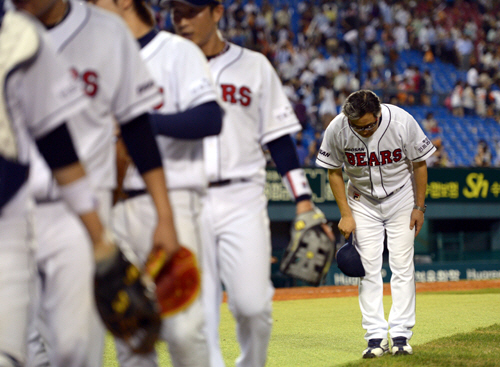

353,192,360,201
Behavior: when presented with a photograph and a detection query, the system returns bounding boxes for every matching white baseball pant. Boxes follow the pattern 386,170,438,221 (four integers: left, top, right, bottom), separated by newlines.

0,191,34,366
112,189,209,367
347,181,416,341
200,181,274,367
26,190,112,367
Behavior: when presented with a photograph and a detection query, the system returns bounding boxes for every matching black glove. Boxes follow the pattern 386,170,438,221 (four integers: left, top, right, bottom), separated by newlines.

94,247,161,354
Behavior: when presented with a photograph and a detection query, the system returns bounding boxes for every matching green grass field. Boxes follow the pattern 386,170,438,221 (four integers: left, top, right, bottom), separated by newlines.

103,288,500,366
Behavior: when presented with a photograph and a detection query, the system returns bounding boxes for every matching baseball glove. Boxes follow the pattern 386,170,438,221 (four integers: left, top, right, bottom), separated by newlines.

94,247,161,354
280,206,335,286
146,246,201,318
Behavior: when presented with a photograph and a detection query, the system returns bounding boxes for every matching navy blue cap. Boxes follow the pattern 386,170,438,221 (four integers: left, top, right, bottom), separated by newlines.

166,0,221,6
336,234,365,277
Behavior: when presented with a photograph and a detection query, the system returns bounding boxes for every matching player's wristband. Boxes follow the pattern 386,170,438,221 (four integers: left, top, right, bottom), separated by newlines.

282,168,313,202
59,176,98,215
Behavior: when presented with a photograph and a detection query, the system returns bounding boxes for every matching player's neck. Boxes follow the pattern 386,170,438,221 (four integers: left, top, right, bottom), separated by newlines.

40,0,69,29
203,32,226,59
125,14,152,39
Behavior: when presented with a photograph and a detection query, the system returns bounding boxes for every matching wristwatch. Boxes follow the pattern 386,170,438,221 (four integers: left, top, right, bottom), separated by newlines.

413,204,427,213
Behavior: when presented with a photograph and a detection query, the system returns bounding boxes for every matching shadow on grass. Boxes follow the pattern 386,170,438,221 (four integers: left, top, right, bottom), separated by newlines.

339,324,500,367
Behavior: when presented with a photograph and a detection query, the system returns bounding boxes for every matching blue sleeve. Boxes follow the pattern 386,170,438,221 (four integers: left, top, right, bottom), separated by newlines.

35,123,79,169
150,101,222,139
267,135,301,176
120,113,163,174
267,135,312,203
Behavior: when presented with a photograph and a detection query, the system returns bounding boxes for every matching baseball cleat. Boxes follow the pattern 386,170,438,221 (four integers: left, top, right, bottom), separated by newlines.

362,338,389,358
391,337,413,355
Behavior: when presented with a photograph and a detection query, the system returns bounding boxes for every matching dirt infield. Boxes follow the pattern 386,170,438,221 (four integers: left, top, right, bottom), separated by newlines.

270,279,500,301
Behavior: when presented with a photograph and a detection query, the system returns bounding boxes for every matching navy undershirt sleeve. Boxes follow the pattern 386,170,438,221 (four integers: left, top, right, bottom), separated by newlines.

267,135,311,203
120,113,163,174
150,101,222,139
35,123,79,169
267,135,301,175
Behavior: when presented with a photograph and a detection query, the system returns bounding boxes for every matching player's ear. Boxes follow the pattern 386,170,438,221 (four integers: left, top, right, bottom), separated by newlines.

211,4,224,23
120,0,133,11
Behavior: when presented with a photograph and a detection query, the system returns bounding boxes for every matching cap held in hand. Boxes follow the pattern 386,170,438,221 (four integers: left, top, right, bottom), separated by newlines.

336,234,365,277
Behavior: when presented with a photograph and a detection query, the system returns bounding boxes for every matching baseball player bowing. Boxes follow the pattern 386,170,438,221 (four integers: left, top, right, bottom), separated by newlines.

11,0,181,366
168,1,333,366
316,90,435,358
90,0,223,366
0,7,140,366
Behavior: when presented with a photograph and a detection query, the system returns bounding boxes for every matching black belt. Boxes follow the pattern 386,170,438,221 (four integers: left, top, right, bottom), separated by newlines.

35,197,62,205
386,184,405,198
123,189,147,200
208,178,249,188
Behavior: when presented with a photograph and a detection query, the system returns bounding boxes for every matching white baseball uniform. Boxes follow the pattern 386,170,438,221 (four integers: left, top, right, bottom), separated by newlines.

316,103,436,341
112,29,219,367
0,10,87,366
26,2,162,367
201,42,301,367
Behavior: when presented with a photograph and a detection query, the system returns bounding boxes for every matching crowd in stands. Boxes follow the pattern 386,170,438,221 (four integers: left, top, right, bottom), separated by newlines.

155,0,500,167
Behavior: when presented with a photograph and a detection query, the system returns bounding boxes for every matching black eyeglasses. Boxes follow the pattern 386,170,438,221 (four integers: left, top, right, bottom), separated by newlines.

349,116,381,132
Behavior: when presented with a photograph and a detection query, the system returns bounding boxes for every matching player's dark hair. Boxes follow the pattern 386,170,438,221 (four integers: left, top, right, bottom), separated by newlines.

133,0,155,26
342,90,381,121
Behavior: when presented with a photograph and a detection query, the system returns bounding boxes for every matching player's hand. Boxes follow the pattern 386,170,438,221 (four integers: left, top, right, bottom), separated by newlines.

410,209,424,237
296,200,335,241
338,216,356,239
152,217,180,262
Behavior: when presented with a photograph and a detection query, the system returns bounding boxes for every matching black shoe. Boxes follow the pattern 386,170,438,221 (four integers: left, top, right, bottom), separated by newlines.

391,336,413,355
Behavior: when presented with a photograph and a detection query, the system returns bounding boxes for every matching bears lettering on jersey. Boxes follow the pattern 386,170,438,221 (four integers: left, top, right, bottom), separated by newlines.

345,149,402,167
220,84,251,106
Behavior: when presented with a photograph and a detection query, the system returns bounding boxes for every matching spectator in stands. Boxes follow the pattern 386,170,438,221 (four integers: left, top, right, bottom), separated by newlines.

423,45,435,63
393,20,409,52
369,43,386,70
299,65,317,89
293,95,309,130
309,51,330,90
333,65,350,96
450,81,464,117
455,33,475,70
462,83,476,116
427,138,451,167
274,3,292,29
318,85,337,130
303,130,324,167
422,69,433,106
467,62,479,90
474,139,492,167
494,140,500,167
422,112,440,135
363,68,385,91
384,73,400,104
294,131,309,167
342,27,359,55
475,83,489,117
326,49,346,75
